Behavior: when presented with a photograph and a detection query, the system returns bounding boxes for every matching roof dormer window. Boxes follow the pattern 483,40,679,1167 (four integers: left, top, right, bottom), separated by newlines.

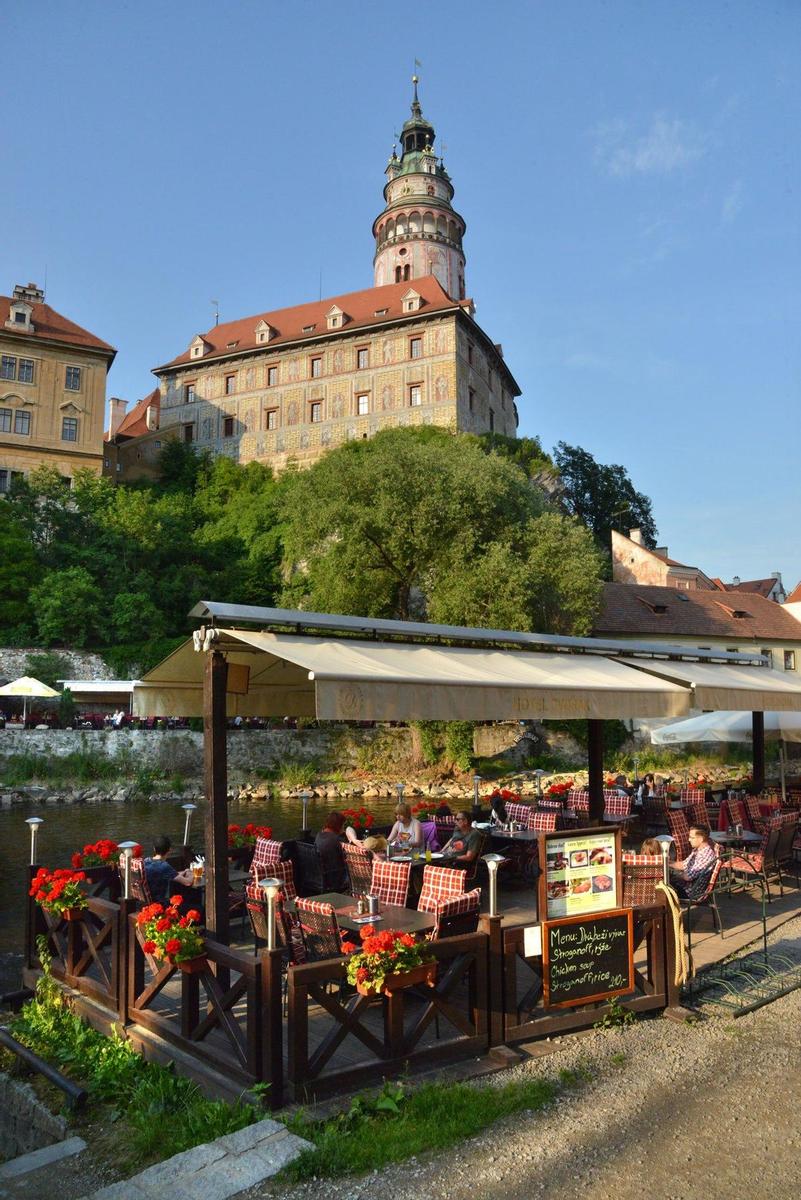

226,340,239,350
189,335,209,360
5,302,33,333
255,320,274,344
401,289,422,313
326,305,347,331
302,324,316,334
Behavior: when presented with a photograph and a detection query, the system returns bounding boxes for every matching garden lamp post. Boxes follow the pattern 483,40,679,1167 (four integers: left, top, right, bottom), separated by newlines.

181,802,197,846
534,768,546,797
655,835,673,886
300,791,313,838
482,853,506,917
396,782,405,805
118,841,139,900
472,774,482,818
260,877,281,951
25,816,43,866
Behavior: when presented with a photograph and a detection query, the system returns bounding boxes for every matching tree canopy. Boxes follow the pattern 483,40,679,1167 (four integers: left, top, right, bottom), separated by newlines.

554,442,658,554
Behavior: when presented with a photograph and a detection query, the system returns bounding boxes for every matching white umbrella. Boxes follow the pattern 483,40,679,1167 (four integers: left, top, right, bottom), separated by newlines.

0,676,59,722
650,710,801,745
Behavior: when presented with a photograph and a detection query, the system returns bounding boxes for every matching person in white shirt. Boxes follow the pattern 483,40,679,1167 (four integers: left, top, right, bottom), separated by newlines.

387,803,423,850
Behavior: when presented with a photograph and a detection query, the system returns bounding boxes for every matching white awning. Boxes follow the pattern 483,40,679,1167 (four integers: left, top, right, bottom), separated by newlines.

651,710,801,745
134,628,691,721
620,658,801,712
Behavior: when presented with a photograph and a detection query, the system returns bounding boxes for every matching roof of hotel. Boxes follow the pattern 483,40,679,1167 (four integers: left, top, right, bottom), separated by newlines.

595,583,801,642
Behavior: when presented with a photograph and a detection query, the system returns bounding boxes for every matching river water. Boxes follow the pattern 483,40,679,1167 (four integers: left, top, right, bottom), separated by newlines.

0,792,402,957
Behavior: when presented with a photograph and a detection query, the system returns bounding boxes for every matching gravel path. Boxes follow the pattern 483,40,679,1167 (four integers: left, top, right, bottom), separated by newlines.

244,915,801,1200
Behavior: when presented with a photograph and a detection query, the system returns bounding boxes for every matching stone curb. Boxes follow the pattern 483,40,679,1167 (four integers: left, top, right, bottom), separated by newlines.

0,1136,87,1180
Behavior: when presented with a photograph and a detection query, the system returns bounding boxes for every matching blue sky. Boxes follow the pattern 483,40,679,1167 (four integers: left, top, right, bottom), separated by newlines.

4,1,799,586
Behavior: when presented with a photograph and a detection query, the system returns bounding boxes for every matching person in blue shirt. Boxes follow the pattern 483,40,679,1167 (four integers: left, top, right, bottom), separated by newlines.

144,835,195,905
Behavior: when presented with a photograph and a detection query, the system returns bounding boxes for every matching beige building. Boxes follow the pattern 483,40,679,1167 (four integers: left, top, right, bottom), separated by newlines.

106,82,521,480
0,283,115,491
611,528,720,590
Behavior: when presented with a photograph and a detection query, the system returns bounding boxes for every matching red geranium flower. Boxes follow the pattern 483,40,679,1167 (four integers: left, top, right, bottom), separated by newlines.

142,940,156,954
165,938,181,956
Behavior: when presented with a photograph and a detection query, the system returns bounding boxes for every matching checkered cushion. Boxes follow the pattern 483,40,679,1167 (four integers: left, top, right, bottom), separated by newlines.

680,788,706,804
667,809,691,859
685,798,711,828
727,798,748,828
567,790,589,812
537,797,563,810
251,837,283,881
120,855,153,905
295,897,342,960
531,810,557,832
418,864,469,913
430,888,481,940
622,852,663,907
605,795,632,817
603,789,619,804
342,842,374,895
245,857,296,903
505,800,535,826
371,859,411,907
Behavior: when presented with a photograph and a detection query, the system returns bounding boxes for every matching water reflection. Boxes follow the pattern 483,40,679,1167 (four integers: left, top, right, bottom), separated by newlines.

0,793,400,954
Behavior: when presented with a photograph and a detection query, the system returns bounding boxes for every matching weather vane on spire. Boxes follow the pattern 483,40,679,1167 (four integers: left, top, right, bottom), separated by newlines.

412,58,422,107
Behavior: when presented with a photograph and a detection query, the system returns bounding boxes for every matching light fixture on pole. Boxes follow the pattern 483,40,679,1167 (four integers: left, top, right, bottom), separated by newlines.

655,835,673,886
395,782,405,804
118,841,139,900
534,769,546,797
482,852,506,917
260,877,281,951
472,774,482,818
25,816,44,866
181,802,197,846
633,755,640,782
299,790,312,836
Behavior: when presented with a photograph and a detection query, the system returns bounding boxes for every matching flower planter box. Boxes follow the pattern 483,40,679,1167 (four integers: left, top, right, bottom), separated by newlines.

356,961,437,997
174,955,208,975
61,907,87,922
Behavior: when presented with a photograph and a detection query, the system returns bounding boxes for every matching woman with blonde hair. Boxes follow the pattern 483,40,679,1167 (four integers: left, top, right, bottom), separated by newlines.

388,802,423,850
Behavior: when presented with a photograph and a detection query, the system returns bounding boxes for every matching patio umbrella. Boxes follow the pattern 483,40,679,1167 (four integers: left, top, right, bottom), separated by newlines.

0,676,59,722
650,710,801,745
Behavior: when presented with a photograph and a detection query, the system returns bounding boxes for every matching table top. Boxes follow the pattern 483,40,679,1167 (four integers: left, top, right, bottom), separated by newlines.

287,892,436,935
389,851,447,864
196,868,250,890
490,828,540,842
710,830,762,847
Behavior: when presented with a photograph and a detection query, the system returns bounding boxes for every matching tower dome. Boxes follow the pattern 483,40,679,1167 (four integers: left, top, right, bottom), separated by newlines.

372,78,467,300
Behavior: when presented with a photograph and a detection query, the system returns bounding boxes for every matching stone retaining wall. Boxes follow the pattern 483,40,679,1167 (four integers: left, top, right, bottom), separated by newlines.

0,1071,68,1160
0,648,114,683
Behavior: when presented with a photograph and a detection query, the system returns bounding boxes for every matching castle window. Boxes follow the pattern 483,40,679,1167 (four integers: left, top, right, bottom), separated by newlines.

14,411,30,435
62,416,79,441
18,359,34,384
1,356,16,380
310,356,322,379
183,423,194,443
356,393,369,415
223,416,235,437
467,344,473,366
225,374,236,395
488,408,495,432
468,388,475,412
357,347,369,369
785,651,796,671
310,401,322,423
265,408,278,430
65,366,82,391
410,337,422,359
267,365,278,386
14,310,26,324
184,383,196,403
0,409,11,432
409,384,422,407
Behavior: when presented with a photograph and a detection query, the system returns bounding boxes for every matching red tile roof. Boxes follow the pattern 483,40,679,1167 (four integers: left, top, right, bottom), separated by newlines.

108,387,160,441
0,295,115,356
786,581,801,604
724,578,779,599
155,276,474,372
594,583,801,642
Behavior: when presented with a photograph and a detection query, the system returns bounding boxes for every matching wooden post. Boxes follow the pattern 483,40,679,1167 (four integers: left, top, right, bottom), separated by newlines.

204,649,230,945
117,898,133,1024
587,719,604,824
260,948,284,1109
26,865,37,971
752,711,765,791
479,913,504,1047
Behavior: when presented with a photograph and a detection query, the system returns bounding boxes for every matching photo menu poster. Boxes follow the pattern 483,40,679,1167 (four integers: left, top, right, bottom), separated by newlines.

540,827,621,920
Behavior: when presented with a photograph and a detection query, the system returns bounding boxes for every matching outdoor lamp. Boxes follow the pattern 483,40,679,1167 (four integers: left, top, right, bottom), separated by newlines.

395,782,405,803
181,802,197,846
534,768,547,796
260,877,281,951
118,841,139,900
299,790,313,834
655,835,673,886
472,774,482,816
25,816,44,866
482,853,506,918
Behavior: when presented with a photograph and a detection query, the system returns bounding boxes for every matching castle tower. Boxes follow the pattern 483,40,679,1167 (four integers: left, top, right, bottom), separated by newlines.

372,77,467,300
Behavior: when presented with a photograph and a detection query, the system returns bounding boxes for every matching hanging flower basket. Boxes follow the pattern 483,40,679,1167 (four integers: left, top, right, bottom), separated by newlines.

137,895,205,968
174,954,208,975
30,867,89,921
62,906,87,922
359,961,437,997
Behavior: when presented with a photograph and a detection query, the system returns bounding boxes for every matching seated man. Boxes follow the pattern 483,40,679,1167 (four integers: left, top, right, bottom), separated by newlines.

144,835,195,905
670,824,716,899
442,811,482,867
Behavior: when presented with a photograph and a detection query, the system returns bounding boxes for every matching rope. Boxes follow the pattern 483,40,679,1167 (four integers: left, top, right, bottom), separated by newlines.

656,881,691,986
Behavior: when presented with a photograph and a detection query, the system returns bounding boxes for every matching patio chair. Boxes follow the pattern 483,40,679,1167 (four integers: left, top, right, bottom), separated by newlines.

727,796,750,831
504,800,535,826
342,842,374,896
418,864,469,910
680,787,706,807
621,852,663,907
603,789,619,807
728,816,785,901
371,859,411,907
566,789,590,815
666,809,691,860
605,794,632,818
681,851,724,942
246,861,304,963
295,897,343,962
642,794,668,834
119,855,152,906
250,836,284,883
294,841,326,896
774,814,800,890
536,797,563,811
430,889,482,939
685,797,711,828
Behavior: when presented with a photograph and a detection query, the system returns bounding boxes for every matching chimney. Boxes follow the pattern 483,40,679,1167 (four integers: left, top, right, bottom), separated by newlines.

108,397,128,437
771,571,782,582
13,282,45,303
732,576,741,586
655,546,669,558
629,528,643,545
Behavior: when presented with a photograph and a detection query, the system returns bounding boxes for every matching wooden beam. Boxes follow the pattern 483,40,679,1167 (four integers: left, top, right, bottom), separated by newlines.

752,711,765,791
203,649,230,944
587,719,604,824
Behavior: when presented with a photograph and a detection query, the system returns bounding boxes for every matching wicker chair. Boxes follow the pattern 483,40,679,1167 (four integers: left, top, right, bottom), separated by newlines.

681,852,724,940
728,816,786,901
727,796,749,830
621,852,663,907
417,865,481,940
245,860,303,961
295,897,343,961
342,842,374,896
371,859,411,907
685,797,711,829
666,809,691,860
604,795,632,818
566,789,590,815
250,837,284,884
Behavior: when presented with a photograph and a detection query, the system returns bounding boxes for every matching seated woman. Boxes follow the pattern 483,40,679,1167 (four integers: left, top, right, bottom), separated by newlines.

490,794,508,825
314,812,349,892
637,773,656,803
640,837,663,855
387,803,424,850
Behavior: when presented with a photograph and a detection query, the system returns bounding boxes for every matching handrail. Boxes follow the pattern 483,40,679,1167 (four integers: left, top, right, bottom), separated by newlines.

0,1025,87,1109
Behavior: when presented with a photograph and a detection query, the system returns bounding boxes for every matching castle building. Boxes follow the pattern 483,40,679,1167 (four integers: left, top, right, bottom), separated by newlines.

106,81,520,479
1,283,115,491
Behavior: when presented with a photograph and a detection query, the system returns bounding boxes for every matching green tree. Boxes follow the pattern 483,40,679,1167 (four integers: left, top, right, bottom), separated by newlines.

279,427,546,621
111,591,167,643
0,506,41,638
30,567,104,647
554,443,658,554
477,432,555,481
24,651,72,689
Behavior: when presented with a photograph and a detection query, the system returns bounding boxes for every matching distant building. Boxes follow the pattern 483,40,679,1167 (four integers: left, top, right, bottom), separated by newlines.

0,283,115,492
722,573,786,604
594,582,801,676
106,80,520,480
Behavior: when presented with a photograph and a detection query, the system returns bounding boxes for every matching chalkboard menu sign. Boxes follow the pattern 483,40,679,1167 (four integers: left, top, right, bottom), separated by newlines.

542,908,634,1009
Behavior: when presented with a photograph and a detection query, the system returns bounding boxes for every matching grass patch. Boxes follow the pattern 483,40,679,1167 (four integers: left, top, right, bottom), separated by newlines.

7,942,258,1170
282,1074,557,1182
0,750,126,787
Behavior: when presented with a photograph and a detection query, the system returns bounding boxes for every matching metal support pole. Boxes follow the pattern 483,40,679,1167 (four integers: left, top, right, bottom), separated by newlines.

204,649,230,945
752,712,765,791
587,719,604,825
